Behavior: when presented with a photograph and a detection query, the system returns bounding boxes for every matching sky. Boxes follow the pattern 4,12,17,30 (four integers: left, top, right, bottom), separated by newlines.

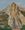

0,0,25,9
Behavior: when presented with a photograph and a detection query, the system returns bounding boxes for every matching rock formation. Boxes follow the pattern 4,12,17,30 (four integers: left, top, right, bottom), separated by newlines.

7,2,22,28
0,2,25,29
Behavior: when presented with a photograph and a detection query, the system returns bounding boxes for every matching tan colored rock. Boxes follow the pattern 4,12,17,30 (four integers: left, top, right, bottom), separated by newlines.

1,2,25,26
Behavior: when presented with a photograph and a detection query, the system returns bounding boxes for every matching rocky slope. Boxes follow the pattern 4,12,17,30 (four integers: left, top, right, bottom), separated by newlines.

0,2,25,29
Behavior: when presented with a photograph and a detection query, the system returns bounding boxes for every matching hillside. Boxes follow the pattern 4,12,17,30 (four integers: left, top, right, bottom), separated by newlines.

0,2,25,30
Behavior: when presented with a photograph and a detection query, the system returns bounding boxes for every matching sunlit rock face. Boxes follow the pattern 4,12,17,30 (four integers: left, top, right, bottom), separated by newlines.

8,2,22,28
10,2,19,18
11,2,17,10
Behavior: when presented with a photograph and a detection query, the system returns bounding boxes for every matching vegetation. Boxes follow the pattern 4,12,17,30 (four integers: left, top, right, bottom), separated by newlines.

21,25,25,30
0,25,12,30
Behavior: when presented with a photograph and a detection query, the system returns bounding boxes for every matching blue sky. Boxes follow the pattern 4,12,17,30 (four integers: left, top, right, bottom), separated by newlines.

0,0,25,9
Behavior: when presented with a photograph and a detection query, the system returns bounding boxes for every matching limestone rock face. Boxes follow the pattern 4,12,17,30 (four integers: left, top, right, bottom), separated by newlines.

7,2,22,28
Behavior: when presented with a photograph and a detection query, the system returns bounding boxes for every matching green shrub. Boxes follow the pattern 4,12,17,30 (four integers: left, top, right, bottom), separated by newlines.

0,25,12,30
21,25,25,30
